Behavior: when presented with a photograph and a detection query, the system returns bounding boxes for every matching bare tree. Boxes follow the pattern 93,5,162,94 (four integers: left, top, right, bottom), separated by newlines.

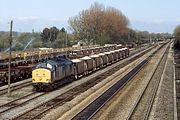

68,2,129,45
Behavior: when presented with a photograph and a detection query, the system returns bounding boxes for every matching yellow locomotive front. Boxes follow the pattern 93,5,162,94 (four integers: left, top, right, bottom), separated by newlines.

32,62,54,91
32,68,51,83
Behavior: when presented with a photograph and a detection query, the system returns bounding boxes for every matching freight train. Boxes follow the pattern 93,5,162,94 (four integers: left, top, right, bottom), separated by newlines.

0,44,120,84
32,47,129,91
0,44,117,68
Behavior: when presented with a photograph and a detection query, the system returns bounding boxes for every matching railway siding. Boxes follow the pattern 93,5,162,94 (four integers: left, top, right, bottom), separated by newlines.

0,45,153,119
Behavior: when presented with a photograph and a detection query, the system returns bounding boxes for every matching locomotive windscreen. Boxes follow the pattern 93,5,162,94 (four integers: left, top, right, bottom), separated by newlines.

35,60,55,69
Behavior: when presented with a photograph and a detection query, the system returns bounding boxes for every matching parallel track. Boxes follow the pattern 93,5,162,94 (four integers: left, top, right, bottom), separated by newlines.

0,92,45,114
0,81,32,96
126,44,169,120
11,46,157,119
71,43,167,120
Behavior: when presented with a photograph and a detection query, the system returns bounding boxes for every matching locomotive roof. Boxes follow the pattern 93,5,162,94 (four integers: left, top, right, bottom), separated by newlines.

36,57,72,69
50,57,72,66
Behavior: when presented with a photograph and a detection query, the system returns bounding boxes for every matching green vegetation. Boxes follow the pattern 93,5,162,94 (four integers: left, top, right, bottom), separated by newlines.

0,31,42,52
0,32,9,51
40,27,74,48
0,28,75,52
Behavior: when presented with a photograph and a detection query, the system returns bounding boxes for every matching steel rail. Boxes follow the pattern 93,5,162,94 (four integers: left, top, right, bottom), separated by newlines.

0,81,32,96
71,43,166,120
126,44,169,120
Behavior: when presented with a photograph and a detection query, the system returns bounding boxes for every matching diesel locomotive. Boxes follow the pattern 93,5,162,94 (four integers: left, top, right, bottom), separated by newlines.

0,44,118,84
32,57,74,91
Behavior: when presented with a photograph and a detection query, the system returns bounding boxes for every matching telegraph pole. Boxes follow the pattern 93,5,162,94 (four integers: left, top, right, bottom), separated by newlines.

8,20,13,96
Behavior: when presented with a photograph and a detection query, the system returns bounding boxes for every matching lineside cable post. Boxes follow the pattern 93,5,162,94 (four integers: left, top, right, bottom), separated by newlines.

8,20,13,96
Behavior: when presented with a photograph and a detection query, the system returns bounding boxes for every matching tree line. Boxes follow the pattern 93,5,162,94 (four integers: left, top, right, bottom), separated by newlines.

40,27,73,48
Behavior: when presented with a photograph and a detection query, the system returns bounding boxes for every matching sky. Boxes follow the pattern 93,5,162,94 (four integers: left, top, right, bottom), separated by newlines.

0,0,180,33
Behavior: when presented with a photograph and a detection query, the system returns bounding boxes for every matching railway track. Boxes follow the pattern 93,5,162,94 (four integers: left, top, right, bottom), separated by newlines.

9,45,157,119
0,44,158,119
11,66,132,119
0,92,45,114
0,80,32,96
126,44,169,120
71,43,167,120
